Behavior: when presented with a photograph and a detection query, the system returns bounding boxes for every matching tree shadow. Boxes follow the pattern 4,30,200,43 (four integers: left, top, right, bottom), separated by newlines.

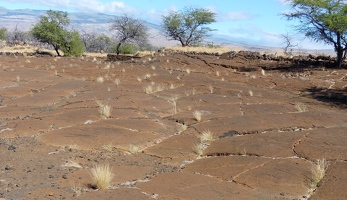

301,87,347,109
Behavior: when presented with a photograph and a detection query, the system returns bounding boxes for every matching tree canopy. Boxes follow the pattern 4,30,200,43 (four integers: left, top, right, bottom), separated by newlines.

284,0,347,67
162,7,216,47
110,14,148,55
31,10,84,56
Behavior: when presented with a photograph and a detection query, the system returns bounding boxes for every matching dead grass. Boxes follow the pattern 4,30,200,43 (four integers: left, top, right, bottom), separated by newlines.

192,143,204,156
165,46,231,55
295,103,308,112
311,158,328,187
193,110,202,121
90,163,114,190
200,130,214,142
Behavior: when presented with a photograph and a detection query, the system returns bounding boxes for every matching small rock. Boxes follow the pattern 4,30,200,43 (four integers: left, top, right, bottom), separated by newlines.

48,175,54,178
48,192,54,196
62,174,68,179
8,145,16,151
280,192,285,196
48,165,54,169
5,165,13,171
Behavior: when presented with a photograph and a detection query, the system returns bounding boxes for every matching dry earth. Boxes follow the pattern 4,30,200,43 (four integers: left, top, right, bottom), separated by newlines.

0,51,346,200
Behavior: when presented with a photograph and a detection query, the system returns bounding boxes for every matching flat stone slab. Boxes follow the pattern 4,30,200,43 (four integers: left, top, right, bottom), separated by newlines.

37,119,176,150
294,127,347,160
75,188,149,200
205,131,306,157
194,111,347,135
144,129,199,165
310,161,347,200
184,156,311,199
137,172,266,199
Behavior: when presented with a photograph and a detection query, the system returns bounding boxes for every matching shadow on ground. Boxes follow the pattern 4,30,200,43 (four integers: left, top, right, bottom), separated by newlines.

302,87,347,109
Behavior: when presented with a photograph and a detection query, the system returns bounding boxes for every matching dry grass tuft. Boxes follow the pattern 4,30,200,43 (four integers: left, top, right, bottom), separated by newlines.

96,77,105,83
200,130,214,142
193,110,202,121
164,46,231,55
129,144,139,154
192,143,204,156
295,103,308,112
90,163,114,190
311,158,328,187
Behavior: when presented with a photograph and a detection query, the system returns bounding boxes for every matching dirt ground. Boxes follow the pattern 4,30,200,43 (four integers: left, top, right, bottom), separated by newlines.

0,51,346,200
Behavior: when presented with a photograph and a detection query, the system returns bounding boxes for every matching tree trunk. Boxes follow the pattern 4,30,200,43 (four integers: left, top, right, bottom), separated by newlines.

116,42,121,55
54,47,61,56
336,47,343,68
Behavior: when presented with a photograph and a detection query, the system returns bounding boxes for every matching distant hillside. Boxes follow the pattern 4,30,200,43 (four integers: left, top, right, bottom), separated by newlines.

0,6,335,55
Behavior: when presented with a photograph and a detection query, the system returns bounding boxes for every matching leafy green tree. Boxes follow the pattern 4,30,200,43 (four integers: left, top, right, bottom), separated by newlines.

31,10,84,56
62,31,84,56
0,27,7,41
284,0,347,67
162,7,216,47
110,14,148,55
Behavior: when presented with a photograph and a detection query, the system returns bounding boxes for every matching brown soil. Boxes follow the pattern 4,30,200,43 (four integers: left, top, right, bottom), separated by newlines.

0,52,346,200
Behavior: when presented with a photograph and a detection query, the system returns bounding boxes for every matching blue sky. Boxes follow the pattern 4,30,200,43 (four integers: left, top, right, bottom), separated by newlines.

0,0,330,49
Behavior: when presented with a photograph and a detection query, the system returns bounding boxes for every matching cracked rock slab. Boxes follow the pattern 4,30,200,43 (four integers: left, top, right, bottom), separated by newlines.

205,131,306,157
137,172,267,199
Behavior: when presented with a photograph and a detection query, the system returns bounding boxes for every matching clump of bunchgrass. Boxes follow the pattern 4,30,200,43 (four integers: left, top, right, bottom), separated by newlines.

311,158,328,188
96,76,105,83
129,144,139,154
192,143,204,156
295,103,308,112
193,110,202,121
90,163,114,190
200,130,214,142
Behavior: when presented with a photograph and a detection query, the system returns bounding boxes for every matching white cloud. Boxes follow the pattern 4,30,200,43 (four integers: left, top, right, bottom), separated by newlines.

222,11,256,21
2,0,127,13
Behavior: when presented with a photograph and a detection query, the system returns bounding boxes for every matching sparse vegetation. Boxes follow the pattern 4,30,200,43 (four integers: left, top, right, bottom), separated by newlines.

200,130,214,142
99,104,112,119
311,159,328,188
192,143,204,156
295,103,308,112
193,110,202,121
90,163,114,190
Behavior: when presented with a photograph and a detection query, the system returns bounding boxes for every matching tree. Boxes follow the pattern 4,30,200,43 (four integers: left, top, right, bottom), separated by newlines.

0,27,7,41
31,10,84,56
281,31,298,55
62,31,84,56
284,0,347,67
162,7,216,47
110,14,148,55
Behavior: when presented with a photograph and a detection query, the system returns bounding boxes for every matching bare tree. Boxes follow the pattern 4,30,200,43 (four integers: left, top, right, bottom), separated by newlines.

281,32,297,56
110,14,148,55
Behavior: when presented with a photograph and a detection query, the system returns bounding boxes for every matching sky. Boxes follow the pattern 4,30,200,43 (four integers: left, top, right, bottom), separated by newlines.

0,0,331,49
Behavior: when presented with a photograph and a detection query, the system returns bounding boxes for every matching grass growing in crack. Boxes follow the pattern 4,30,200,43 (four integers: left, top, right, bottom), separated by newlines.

99,105,112,119
96,99,112,119
295,103,308,112
200,130,214,142
129,144,139,154
193,110,202,121
192,143,204,156
311,158,328,187
90,163,114,190
101,144,114,152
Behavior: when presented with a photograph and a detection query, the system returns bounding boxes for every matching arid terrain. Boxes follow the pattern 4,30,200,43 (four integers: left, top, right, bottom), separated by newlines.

0,48,346,200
